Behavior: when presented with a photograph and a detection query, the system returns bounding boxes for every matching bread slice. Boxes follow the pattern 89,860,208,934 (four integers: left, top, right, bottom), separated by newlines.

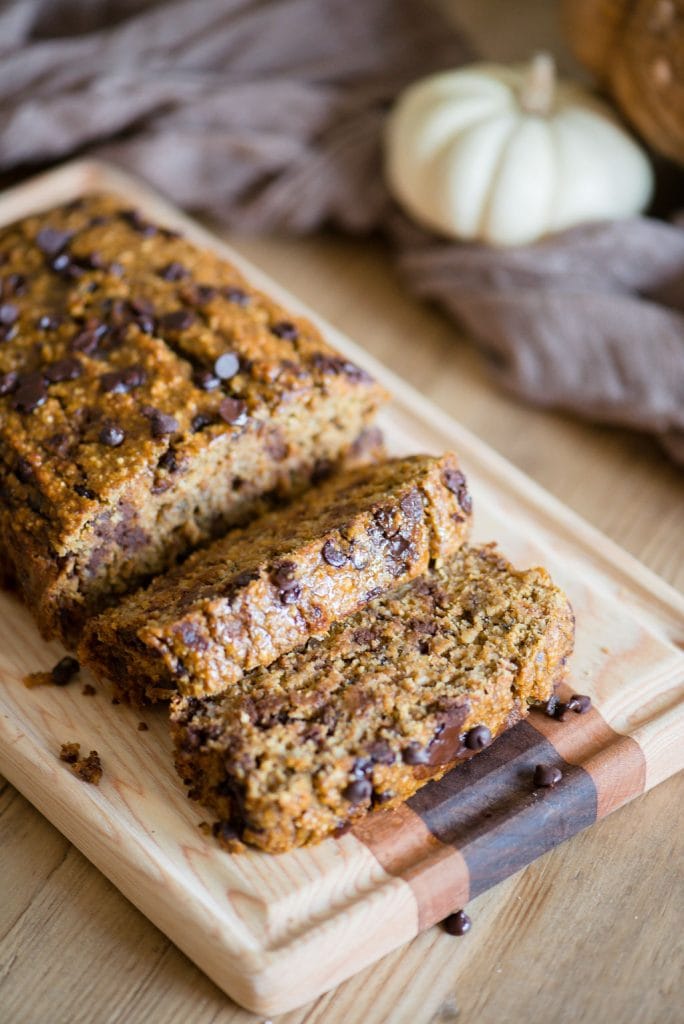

170,544,574,853
80,453,472,704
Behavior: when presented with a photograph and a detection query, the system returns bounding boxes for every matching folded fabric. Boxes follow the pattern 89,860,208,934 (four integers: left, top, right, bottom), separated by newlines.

0,0,682,463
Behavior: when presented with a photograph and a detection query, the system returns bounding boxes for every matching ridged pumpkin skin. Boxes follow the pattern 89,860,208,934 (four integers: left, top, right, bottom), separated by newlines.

563,0,684,166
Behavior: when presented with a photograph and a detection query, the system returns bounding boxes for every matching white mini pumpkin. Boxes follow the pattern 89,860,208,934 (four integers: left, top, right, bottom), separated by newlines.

385,54,654,246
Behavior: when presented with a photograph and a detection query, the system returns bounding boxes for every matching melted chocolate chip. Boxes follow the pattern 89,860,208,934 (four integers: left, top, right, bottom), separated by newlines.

99,422,125,447
43,357,82,383
212,820,241,843
157,261,188,281
120,208,156,236
464,725,491,750
35,226,72,256
71,322,107,355
50,252,83,279
149,411,179,437
159,309,195,332
343,778,372,804
271,320,298,341
400,488,423,521
192,369,221,391
12,373,48,413
443,467,472,514
443,910,472,936
402,742,429,765
3,273,26,297
224,286,249,305
15,457,33,483
74,483,96,499
322,539,347,567
389,535,410,556
191,412,215,432
567,693,592,714
271,562,300,604
37,313,63,330
100,365,146,394
366,741,396,765
0,303,18,326
194,284,218,305
214,352,240,380
158,449,178,472
51,656,80,686
0,370,19,396
533,764,562,788
218,397,248,426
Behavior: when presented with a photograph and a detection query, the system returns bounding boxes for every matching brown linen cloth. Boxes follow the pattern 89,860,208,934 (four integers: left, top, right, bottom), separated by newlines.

1,0,683,463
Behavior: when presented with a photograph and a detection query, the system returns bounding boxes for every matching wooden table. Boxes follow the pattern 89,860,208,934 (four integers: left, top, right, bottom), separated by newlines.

2,0,683,1016
1,228,682,1024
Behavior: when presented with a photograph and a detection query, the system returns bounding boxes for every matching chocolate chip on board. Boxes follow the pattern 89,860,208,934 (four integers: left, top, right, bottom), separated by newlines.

51,656,80,686
443,910,472,936
464,724,491,750
533,763,563,788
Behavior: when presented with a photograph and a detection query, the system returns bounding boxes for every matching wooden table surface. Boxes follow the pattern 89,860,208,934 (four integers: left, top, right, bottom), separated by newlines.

2,4,683,1023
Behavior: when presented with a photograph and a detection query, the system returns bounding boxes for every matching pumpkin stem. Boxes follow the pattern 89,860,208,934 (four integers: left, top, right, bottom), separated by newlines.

519,53,556,115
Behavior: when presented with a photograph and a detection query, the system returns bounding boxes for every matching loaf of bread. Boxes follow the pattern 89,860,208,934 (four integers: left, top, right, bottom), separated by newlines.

0,194,386,645
170,544,574,853
80,453,473,704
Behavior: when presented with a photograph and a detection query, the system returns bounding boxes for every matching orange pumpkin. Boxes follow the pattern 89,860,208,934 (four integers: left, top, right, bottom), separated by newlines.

563,0,684,165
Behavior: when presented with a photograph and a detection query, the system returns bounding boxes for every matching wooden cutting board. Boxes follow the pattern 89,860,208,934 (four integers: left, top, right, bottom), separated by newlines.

0,160,682,1017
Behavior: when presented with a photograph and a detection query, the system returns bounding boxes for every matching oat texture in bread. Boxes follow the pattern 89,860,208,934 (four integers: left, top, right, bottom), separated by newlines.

0,194,387,645
81,453,472,703
170,544,574,853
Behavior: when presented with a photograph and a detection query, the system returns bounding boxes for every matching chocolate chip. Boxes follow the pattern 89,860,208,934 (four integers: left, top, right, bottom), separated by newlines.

120,208,156,236
149,411,179,437
99,422,125,447
374,507,398,537
350,547,370,570
443,910,472,936
212,820,240,843
192,369,221,391
271,562,300,604
12,373,48,413
51,656,79,686
15,457,33,483
157,261,188,281
533,764,562,788
100,365,146,394
552,701,569,722
74,483,96,499
224,286,249,305
71,323,106,355
218,396,248,426
35,227,72,256
159,309,195,332
343,778,372,804
214,352,240,380
271,320,298,341
0,370,19,396
50,252,83,279
443,467,472,514
567,693,592,714
366,741,395,765
389,535,410,556
79,251,106,270
137,721,149,731
544,694,560,717
0,303,18,326
43,357,82,383
158,449,178,472
402,742,429,765
82,683,96,696
400,488,423,521
194,284,218,304
37,314,62,330
464,725,491,750
191,412,215,432
322,539,347,567
3,273,26,297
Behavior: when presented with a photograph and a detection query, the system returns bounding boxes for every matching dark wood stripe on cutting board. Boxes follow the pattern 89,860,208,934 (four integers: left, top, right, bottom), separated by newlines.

356,694,647,927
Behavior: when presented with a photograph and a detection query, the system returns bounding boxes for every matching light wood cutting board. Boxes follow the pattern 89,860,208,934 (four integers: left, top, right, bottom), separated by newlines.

0,160,682,1016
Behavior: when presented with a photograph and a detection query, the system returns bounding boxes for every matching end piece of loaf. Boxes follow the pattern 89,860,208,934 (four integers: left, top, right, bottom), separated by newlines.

0,194,386,645
170,544,574,853
80,453,472,703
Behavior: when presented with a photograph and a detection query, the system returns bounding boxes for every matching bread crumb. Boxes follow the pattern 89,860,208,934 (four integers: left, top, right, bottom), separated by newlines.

59,742,103,785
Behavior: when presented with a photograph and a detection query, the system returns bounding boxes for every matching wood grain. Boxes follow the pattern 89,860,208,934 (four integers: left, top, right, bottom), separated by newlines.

0,159,682,1022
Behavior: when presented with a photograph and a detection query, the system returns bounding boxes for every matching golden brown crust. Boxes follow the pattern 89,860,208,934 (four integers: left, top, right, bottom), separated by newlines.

80,453,472,703
170,544,574,853
0,194,386,644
